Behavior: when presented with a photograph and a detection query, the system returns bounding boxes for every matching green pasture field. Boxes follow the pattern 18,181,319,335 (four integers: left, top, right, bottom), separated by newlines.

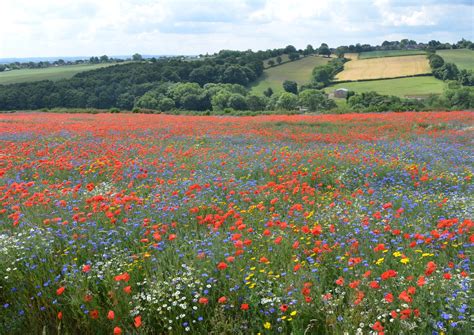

0,63,117,85
263,54,290,68
436,49,474,71
325,76,445,98
251,56,330,95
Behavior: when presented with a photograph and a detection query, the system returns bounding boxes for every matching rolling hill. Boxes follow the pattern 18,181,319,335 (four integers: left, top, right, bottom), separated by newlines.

0,63,118,85
436,49,474,71
250,55,330,95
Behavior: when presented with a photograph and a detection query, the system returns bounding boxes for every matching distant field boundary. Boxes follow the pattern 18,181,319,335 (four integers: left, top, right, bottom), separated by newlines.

264,54,330,69
333,73,433,84
357,50,427,59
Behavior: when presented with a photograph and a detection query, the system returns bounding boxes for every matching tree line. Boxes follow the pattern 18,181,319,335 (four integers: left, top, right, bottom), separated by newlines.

0,39,472,112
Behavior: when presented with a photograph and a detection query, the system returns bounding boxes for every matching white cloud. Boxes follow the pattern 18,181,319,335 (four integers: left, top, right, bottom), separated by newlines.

0,0,471,58
374,0,437,26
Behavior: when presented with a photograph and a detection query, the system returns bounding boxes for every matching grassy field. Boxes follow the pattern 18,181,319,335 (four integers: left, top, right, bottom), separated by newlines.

263,54,290,68
251,56,330,95
335,55,431,81
0,63,116,85
436,49,474,71
325,76,445,98
358,49,426,59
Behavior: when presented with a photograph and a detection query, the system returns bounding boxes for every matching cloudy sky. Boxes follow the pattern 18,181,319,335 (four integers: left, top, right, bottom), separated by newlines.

0,0,472,58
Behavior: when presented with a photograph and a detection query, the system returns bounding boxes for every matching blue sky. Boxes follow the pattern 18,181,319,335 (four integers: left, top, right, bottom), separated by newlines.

0,0,472,57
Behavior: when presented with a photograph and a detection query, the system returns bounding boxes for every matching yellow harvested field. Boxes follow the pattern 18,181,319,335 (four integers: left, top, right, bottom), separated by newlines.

344,53,359,60
335,55,431,81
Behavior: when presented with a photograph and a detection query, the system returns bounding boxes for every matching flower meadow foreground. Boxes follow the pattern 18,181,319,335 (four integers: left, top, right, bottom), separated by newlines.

0,112,472,335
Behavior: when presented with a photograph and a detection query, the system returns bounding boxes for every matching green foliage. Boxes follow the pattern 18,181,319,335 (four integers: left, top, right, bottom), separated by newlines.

282,80,298,94
347,91,424,112
426,86,474,109
458,69,474,86
263,87,273,97
246,95,267,111
304,44,315,56
276,92,298,111
284,45,297,54
312,58,346,87
189,65,217,86
132,53,143,61
227,94,248,110
428,54,444,69
298,89,336,111
318,43,331,57
433,63,459,81
0,49,264,111
288,53,300,61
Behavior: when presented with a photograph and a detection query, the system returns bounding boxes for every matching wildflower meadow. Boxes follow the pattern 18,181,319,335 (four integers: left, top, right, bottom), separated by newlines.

0,112,472,335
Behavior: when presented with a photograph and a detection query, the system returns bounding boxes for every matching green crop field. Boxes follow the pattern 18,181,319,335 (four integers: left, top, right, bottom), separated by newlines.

251,56,330,95
358,49,426,59
325,76,445,98
436,49,474,71
0,63,117,85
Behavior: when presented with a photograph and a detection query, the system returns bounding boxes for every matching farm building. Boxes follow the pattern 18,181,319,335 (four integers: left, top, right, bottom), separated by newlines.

333,88,349,98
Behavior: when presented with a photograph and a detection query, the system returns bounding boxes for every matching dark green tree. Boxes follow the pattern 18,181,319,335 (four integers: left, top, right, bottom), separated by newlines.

318,43,331,57
283,80,298,94
263,87,274,97
132,53,143,61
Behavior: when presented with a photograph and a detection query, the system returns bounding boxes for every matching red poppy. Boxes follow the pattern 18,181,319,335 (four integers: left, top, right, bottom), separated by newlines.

107,310,115,320
335,277,344,286
134,315,142,328
168,234,177,241
90,309,99,319
57,311,63,320
123,286,131,294
417,275,426,287
398,291,412,303
217,262,228,270
425,261,437,276
114,272,130,282
373,244,386,252
113,327,122,335
218,296,227,304
384,293,393,303
381,269,397,281
349,280,360,289
372,321,384,332
369,281,380,289
82,264,91,273
198,297,209,304
240,303,249,311
56,286,65,295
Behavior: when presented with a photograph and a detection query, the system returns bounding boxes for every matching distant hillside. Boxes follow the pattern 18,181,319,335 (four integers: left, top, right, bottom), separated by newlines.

0,63,118,85
250,55,330,95
436,49,474,71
